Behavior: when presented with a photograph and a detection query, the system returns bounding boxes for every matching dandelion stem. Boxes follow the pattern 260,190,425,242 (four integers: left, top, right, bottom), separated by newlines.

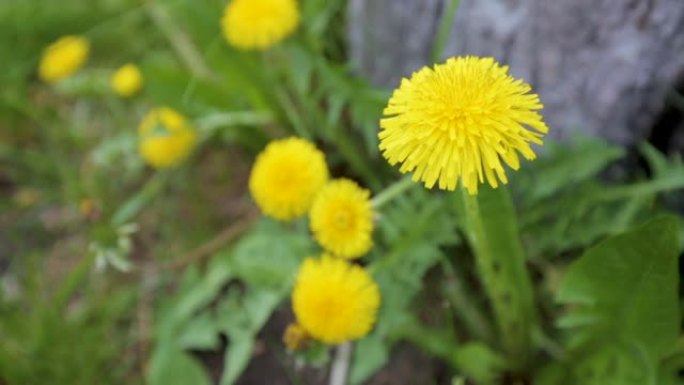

273,85,312,139
441,259,496,344
371,176,414,209
111,172,169,226
161,211,258,271
460,188,535,369
329,342,353,385
196,111,274,138
147,3,217,82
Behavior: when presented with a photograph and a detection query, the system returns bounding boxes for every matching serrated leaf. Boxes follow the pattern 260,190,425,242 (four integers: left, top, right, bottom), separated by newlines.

516,137,624,201
209,218,312,385
454,343,506,385
226,218,314,289
349,334,388,385
177,311,219,350
557,216,680,361
571,343,651,385
147,347,212,385
215,287,282,385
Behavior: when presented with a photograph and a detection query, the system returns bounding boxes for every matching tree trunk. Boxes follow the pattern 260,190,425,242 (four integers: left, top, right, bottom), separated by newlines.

347,0,684,145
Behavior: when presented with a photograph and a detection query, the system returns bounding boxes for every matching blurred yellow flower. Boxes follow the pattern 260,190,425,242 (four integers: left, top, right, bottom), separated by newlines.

249,137,328,221
221,0,299,50
138,107,197,169
111,64,143,97
310,179,374,259
379,56,549,195
292,256,380,344
282,323,309,351
38,35,90,83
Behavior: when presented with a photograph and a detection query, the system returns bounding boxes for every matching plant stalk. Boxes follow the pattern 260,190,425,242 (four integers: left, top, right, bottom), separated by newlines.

460,188,535,369
371,176,414,209
329,342,353,385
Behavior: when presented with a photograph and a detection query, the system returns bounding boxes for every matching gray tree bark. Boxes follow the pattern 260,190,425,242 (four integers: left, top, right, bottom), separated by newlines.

347,0,684,144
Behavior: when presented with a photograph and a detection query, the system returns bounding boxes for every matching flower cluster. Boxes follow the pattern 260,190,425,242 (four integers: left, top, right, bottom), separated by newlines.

247,137,380,344
39,35,145,98
37,0,550,359
39,0,306,170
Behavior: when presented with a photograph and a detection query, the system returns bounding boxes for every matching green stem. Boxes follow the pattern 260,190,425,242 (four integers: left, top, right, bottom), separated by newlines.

196,111,274,136
441,259,495,344
431,0,461,62
371,176,414,208
273,85,311,139
54,251,98,310
111,172,168,226
83,4,146,38
460,188,534,369
329,342,353,385
147,3,217,81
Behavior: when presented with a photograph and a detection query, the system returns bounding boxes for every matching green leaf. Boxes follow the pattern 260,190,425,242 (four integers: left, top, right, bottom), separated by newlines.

659,352,684,385
515,137,625,202
639,142,684,178
147,347,212,385
156,257,234,339
210,218,312,385
215,287,282,385
453,343,506,385
350,334,389,385
570,343,651,385
227,219,313,290
557,216,681,358
177,311,219,350
517,140,684,259
557,216,681,384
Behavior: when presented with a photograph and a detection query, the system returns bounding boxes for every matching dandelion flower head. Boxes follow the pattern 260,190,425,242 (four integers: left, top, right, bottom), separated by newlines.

111,64,143,97
221,0,299,50
310,179,374,259
249,137,328,221
138,107,197,169
379,56,549,195
39,35,90,83
292,256,380,344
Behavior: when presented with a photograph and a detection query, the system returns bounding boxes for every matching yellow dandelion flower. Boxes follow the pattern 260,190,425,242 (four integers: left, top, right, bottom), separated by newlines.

282,323,309,351
249,137,328,221
39,35,90,83
310,179,374,259
292,256,380,344
379,56,549,195
221,0,299,50
111,64,143,97
138,107,197,169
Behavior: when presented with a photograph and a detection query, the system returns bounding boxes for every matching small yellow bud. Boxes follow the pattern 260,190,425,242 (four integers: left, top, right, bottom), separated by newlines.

39,35,90,83
110,64,143,97
283,323,309,351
